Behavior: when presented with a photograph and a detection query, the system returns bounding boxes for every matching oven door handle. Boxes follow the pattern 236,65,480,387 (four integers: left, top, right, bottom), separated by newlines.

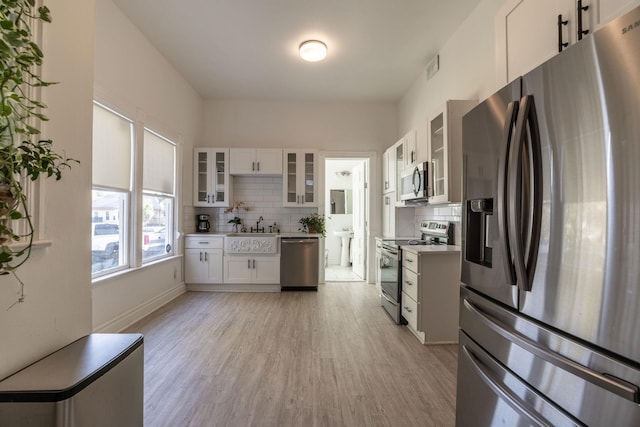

380,290,396,304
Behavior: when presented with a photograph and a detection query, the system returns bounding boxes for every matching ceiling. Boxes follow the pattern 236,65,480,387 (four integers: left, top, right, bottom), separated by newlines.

111,0,481,102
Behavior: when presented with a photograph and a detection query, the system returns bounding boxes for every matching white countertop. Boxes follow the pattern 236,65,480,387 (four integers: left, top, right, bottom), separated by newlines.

400,244,461,254
185,232,321,238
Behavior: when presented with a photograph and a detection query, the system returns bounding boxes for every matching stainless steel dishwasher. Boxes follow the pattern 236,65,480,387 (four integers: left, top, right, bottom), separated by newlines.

280,236,319,290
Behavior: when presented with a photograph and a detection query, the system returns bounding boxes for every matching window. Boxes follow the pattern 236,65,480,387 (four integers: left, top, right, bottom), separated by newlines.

91,102,178,278
92,103,132,276
141,129,176,262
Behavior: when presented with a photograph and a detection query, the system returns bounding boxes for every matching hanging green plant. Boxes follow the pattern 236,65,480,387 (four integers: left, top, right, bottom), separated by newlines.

0,0,77,298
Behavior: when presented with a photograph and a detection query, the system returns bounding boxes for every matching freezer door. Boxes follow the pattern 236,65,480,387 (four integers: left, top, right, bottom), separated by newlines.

459,287,640,426
461,80,520,309
518,6,640,362
456,332,582,427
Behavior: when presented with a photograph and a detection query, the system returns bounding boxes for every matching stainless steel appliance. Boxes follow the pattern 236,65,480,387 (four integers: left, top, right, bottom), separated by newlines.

196,214,210,232
280,237,319,290
399,161,429,203
457,7,640,426
379,221,453,323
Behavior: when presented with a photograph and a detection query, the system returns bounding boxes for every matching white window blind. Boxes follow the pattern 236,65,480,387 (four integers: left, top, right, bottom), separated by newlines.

143,130,175,195
92,104,133,190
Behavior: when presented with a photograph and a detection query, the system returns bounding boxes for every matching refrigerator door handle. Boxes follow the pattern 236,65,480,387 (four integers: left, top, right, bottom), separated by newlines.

463,298,640,403
509,95,543,293
497,100,519,286
461,345,555,427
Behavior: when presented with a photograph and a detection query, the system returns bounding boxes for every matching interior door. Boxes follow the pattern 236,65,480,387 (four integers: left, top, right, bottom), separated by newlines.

351,162,366,279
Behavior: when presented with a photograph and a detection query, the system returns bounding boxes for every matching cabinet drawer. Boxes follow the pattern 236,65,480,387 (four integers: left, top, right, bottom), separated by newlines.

401,291,418,330
402,250,418,272
402,267,418,301
185,236,223,249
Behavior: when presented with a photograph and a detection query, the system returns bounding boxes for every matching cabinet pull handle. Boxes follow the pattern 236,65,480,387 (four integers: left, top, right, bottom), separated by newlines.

248,259,251,269
200,252,203,262
558,14,569,52
405,280,413,286
257,162,260,171
205,253,208,262
577,0,589,40
253,259,256,269
252,162,255,171
406,258,414,263
404,306,412,313
301,195,305,204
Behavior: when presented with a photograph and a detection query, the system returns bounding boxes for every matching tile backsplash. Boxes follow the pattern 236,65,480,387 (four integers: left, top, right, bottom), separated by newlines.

185,175,316,234
413,203,462,245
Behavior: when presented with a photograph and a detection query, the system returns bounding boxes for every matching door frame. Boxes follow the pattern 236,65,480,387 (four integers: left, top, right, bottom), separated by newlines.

319,151,379,284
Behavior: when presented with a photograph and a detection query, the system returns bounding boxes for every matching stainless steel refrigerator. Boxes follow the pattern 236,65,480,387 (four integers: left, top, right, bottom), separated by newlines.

457,6,640,426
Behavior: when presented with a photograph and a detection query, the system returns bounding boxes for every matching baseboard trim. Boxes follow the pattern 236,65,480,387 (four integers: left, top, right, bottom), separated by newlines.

186,283,281,292
94,283,187,333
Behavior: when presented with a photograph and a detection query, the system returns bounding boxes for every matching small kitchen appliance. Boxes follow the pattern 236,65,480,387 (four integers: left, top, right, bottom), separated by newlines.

196,214,210,232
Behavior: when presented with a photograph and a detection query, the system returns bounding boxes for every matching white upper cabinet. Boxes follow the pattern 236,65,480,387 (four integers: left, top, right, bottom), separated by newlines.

496,0,602,86
427,100,477,204
193,148,230,207
382,146,396,195
229,148,283,175
600,0,640,24
283,150,317,207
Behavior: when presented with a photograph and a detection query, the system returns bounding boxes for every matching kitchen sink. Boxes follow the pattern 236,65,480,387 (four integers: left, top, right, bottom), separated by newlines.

226,233,277,237
224,233,278,254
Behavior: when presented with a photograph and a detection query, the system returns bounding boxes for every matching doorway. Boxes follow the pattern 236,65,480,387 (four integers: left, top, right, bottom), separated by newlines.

323,157,369,282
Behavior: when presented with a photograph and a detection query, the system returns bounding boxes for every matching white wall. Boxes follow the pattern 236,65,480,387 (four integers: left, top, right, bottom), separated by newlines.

203,100,397,153
0,0,95,380
92,0,204,332
398,0,506,135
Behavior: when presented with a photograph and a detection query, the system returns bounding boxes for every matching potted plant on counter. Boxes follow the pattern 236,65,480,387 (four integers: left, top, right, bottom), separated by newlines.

299,213,327,237
0,1,77,300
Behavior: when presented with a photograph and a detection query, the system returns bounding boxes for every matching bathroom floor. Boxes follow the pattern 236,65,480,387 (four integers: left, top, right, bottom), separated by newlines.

325,265,364,282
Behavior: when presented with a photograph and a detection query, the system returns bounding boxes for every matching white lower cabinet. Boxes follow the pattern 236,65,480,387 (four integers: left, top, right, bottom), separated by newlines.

401,247,461,344
223,255,280,284
184,236,224,284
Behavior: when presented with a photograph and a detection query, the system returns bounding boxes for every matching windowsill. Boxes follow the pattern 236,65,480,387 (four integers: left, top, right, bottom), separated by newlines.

92,254,183,285
8,239,53,251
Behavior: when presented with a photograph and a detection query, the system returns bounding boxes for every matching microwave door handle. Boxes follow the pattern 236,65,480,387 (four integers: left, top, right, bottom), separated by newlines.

412,166,420,196
497,100,519,286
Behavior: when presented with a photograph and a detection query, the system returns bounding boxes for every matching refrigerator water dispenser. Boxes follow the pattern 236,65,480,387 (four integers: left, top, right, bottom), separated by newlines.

466,198,493,267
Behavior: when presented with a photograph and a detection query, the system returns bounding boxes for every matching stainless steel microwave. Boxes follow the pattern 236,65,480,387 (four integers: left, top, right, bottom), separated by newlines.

400,162,429,203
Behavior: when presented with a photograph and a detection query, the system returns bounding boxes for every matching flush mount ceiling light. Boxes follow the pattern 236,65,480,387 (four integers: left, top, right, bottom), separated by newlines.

299,40,327,62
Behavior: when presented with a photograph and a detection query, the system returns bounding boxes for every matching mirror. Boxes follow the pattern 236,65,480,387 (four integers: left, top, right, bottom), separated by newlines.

330,189,352,214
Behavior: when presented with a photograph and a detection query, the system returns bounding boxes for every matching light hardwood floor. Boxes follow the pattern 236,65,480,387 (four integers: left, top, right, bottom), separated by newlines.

125,282,458,427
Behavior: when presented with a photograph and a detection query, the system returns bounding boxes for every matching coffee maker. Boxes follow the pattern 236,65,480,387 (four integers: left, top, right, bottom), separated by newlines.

196,214,210,232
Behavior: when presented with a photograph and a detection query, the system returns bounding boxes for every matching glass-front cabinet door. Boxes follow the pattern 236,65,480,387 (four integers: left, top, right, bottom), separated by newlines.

193,148,230,207
283,150,317,207
429,112,446,199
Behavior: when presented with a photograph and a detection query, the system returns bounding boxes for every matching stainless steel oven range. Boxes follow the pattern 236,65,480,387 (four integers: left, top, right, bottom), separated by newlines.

378,220,453,324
